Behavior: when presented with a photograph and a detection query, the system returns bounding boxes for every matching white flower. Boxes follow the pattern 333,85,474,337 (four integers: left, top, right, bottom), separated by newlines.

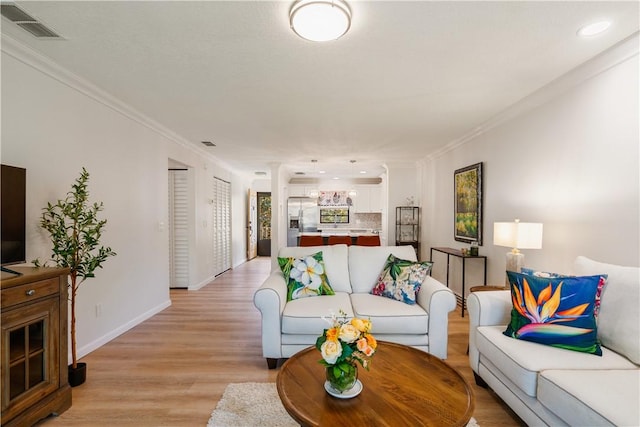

290,256,324,291
339,324,360,343
292,286,318,299
320,340,343,364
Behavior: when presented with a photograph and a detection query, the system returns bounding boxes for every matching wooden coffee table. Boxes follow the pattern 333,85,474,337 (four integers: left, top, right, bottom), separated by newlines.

276,341,475,426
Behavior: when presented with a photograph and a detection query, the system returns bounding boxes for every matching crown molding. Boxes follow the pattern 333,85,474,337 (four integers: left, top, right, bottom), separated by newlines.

1,35,240,176
426,31,639,161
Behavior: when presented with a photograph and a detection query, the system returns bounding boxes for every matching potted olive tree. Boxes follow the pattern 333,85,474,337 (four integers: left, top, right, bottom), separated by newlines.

36,167,116,386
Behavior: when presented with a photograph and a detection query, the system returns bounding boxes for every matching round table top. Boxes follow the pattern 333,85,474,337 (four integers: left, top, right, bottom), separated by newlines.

276,341,475,427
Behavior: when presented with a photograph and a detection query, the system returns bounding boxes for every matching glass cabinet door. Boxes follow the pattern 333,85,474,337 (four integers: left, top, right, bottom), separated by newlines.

2,297,58,415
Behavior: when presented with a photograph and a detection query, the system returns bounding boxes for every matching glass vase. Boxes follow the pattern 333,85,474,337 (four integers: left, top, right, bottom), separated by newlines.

325,361,358,393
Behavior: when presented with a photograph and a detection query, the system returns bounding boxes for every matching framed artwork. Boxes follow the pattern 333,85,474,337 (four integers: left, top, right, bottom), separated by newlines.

454,162,483,245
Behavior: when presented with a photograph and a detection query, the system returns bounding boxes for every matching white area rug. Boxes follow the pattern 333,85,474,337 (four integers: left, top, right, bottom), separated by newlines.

207,382,479,427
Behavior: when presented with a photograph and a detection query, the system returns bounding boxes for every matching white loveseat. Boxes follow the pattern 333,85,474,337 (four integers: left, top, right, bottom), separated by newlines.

468,256,640,426
254,244,457,368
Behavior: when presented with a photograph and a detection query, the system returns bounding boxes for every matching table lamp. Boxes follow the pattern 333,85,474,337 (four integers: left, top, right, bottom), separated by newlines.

494,219,543,283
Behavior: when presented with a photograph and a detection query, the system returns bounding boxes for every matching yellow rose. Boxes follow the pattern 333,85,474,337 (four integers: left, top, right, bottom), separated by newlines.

339,324,360,343
320,339,343,364
351,318,371,333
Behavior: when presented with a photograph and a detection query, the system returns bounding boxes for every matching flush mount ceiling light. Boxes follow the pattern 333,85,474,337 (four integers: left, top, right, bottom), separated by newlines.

290,0,351,42
577,20,612,37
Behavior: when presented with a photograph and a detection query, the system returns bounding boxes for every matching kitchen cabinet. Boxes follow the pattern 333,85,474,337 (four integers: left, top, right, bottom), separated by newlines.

353,185,382,213
288,185,318,198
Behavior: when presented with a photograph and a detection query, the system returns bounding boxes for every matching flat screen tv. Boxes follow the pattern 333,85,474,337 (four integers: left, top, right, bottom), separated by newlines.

1,164,26,266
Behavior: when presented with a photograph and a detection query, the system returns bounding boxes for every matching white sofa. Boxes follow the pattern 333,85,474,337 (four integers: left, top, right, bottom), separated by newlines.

254,244,457,368
468,256,640,426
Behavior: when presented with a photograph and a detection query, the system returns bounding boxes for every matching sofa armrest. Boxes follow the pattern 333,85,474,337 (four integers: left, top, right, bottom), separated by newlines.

416,276,457,359
467,290,511,373
253,271,288,359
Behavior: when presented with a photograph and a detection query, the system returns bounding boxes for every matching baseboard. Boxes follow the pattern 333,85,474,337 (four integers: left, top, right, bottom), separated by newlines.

189,275,217,290
74,299,172,362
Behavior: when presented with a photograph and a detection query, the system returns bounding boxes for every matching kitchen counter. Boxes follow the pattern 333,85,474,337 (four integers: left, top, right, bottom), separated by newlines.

298,229,379,237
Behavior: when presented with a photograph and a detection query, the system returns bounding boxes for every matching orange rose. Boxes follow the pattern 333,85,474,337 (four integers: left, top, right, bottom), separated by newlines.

365,333,377,350
326,327,339,342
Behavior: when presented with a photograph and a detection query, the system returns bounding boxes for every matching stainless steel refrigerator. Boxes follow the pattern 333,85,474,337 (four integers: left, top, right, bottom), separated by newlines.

287,197,318,246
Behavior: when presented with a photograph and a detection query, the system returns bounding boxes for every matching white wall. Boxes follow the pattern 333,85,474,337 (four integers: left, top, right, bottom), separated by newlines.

385,162,420,247
423,37,639,290
1,40,249,360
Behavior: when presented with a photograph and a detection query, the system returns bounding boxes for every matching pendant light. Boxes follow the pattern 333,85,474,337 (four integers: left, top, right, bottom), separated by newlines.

348,160,357,197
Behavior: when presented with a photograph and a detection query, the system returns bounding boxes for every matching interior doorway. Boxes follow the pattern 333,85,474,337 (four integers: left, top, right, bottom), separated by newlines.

257,192,271,256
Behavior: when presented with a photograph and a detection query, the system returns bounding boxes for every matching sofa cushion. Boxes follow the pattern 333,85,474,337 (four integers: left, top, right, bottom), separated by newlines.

504,271,603,355
278,251,335,301
278,245,351,293
574,256,640,364
348,245,417,293
350,293,428,334
371,254,432,305
538,369,640,427
477,325,637,397
281,292,354,335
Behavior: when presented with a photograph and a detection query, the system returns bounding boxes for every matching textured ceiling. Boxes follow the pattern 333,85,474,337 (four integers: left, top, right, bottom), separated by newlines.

2,1,638,179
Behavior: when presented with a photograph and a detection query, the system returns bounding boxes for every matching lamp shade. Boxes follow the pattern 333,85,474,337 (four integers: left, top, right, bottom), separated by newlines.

290,0,351,42
493,220,543,250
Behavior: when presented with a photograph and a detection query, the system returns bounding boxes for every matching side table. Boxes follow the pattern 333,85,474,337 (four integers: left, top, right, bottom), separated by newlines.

430,247,487,317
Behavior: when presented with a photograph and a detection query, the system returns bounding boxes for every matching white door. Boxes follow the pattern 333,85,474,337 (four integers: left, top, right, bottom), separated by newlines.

169,169,189,288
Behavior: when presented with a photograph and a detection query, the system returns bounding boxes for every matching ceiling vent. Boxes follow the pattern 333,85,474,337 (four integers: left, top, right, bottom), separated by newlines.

201,141,216,147
1,3,61,39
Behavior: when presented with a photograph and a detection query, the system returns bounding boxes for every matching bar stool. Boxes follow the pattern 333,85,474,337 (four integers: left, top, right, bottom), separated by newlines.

355,235,380,246
327,235,352,246
298,235,324,247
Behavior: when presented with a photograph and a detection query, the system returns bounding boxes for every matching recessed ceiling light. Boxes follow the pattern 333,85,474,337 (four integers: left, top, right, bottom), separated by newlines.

359,170,367,174
577,21,611,37
332,177,340,180
319,170,326,174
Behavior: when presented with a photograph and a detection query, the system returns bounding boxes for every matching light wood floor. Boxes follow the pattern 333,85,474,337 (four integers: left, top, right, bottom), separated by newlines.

39,256,524,426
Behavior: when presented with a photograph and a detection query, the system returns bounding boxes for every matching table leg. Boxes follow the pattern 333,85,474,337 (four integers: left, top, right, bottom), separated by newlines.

445,254,450,288
461,258,466,318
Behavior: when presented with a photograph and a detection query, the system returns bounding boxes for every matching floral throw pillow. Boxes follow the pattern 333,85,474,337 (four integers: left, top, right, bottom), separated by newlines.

503,271,603,355
278,251,335,301
370,254,433,305
520,268,607,317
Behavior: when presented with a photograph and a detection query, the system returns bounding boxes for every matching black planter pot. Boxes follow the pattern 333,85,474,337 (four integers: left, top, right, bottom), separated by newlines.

68,362,87,387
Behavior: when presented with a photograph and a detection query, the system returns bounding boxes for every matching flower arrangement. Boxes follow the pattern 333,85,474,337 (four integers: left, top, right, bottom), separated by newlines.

316,310,377,392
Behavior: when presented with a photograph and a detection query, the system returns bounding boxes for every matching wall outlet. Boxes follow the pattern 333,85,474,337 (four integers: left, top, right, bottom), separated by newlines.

95,303,102,318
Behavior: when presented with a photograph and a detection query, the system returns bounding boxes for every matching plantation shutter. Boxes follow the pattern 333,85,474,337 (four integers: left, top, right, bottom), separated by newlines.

213,177,232,276
169,169,189,288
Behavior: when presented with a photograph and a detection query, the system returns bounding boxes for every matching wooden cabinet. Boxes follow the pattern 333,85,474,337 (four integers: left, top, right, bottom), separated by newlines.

1,267,71,426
